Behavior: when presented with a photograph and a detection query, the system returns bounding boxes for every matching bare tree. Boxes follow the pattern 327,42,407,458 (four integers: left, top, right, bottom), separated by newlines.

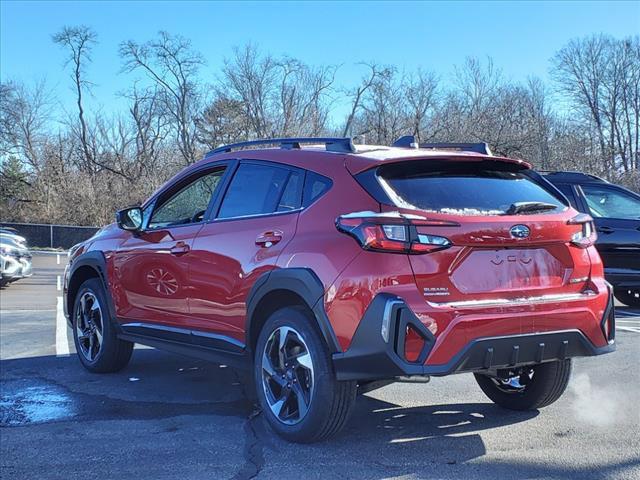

52,26,97,172
342,64,390,138
405,69,439,143
2,31,639,229
552,34,640,175
208,44,337,142
120,31,204,164
219,44,276,138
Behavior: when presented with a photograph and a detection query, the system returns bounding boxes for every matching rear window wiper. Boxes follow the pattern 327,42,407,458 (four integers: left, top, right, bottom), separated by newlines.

505,201,558,215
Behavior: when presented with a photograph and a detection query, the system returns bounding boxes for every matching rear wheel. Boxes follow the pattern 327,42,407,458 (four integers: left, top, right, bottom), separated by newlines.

615,288,640,308
474,359,572,410
254,306,357,443
72,278,133,373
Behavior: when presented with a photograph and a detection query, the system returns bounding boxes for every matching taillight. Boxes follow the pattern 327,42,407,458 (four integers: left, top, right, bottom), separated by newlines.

568,213,597,248
336,212,452,254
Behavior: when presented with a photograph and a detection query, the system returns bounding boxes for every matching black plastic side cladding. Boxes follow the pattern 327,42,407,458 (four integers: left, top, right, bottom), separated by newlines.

245,268,341,354
332,293,437,381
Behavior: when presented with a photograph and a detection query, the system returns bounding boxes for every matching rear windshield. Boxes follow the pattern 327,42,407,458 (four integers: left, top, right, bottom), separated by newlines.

376,161,565,216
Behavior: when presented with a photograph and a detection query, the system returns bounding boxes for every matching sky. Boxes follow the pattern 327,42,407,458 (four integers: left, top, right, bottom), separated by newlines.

1,0,639,122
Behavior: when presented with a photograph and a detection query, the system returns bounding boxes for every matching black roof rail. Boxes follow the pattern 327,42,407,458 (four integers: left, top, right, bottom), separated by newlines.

420,142,492,156
391,135,419,148
391,135,492,155
206,137,356,157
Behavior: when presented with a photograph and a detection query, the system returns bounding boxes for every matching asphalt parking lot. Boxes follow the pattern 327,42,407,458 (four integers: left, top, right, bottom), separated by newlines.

1,254,639,480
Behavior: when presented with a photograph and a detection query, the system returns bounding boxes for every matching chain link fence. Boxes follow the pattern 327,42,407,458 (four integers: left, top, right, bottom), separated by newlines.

0,222,100,249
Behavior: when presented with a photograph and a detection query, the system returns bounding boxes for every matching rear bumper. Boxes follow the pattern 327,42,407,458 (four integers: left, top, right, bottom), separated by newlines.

333,292,615,381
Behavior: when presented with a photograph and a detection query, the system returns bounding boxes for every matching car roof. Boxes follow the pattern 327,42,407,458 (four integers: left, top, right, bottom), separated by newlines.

542,171,608,184
199,144,531,175
342,145,530,173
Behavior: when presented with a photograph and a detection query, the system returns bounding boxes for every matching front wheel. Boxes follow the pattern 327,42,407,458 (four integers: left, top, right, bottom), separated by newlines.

254,307,357,443
615,288,640,308
474,359,572,410
72,278,133,373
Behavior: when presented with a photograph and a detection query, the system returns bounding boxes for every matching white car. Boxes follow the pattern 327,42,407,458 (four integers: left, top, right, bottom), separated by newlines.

0,236,32,287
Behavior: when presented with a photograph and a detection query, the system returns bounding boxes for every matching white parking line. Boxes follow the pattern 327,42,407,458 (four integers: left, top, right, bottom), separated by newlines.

0,309,57,314
56,275,61,291
56,254,60,265
618,326,640,333
55,296,70,357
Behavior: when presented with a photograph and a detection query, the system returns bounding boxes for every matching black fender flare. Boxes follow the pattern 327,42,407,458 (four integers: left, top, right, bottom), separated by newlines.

66,251,120,331
245,268,341,354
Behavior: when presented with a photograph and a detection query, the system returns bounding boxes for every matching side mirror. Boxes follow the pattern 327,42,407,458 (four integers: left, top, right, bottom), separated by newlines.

116,207,143,232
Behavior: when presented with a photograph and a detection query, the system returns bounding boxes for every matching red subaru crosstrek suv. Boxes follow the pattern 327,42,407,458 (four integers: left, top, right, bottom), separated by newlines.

63,136,615,442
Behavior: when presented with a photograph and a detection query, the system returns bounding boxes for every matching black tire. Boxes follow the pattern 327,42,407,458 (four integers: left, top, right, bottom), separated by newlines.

72,278,133,373
254,306,357,443
614,288,640,308
474,359,572,410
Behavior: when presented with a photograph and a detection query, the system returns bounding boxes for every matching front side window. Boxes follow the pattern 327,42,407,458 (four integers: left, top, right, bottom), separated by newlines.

149,169,225,228
217,163,292,219
582,185,640,220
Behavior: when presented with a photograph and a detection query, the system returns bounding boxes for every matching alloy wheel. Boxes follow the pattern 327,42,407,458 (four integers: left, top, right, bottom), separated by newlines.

261,326,315,425
490,369,534,393
75,291,104,362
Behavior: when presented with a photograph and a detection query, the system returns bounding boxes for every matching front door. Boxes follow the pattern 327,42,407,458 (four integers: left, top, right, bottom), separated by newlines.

112,166,228,329
189,161,304,343
580,184,640,273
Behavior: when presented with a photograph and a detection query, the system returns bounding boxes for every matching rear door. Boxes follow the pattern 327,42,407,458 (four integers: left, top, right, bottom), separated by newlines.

579,184,640,273
188,161,304,343
372,160,589,306
112,164,229,329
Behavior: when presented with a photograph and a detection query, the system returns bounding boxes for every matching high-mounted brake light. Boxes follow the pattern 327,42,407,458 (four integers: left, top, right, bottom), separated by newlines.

336,212,453,254
568,213,597,248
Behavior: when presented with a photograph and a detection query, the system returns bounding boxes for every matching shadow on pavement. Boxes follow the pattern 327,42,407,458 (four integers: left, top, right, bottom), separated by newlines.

2,348,639,480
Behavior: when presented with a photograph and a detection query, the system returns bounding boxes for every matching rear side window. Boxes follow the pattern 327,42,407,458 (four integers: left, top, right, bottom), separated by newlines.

218,163,291,219
376,161,565,215
277,171,303,212
303,172,332,207
581,185,640,220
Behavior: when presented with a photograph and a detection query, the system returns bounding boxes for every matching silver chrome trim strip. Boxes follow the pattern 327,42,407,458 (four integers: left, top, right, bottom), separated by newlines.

426,291,597,309
381,299,403,343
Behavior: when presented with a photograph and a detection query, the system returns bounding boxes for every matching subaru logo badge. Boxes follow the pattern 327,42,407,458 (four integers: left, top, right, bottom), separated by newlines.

510,225,530,239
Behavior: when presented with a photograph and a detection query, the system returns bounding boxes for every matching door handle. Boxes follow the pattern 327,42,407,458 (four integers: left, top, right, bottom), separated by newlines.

256,231,283,248
597,226,614,234
169,241,190,255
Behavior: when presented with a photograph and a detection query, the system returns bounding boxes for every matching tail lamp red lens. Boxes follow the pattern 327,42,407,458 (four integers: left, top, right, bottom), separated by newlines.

336,214,452,254
568,213,597,248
